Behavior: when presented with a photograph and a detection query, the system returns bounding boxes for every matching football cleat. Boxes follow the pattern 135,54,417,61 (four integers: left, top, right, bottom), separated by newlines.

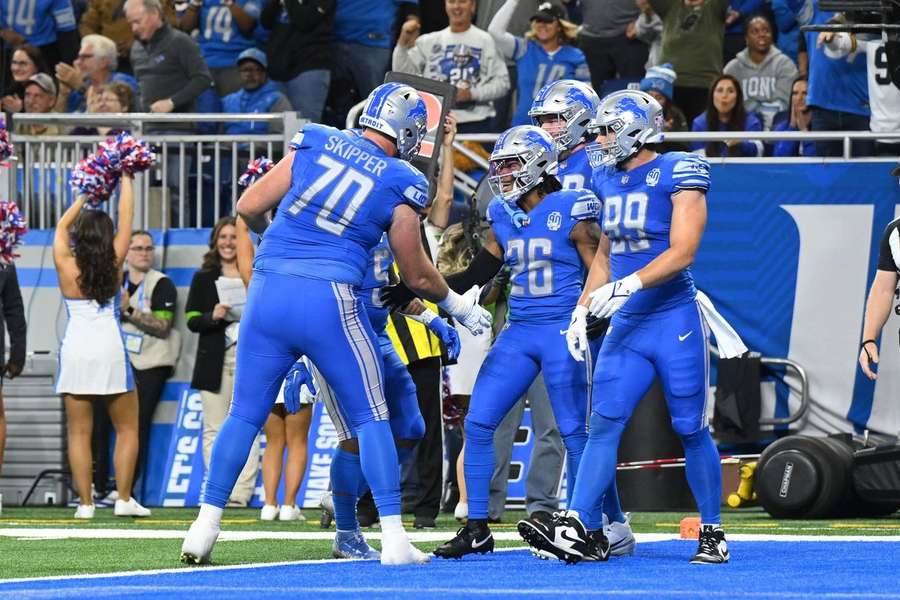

581,529,611,562
517,510,590,564
180,518,220,565
524,511,556,560
381,531,431,565
433,521,494,559
333,529,381,560
605,513,636,556
690,524,730,564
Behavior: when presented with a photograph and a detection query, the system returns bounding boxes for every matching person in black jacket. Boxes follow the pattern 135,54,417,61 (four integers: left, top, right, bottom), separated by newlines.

259,0,334,122
0,262,26,475
185,216,259,506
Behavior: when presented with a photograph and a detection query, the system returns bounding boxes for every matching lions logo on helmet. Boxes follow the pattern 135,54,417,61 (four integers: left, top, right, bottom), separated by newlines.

586,90,665,169
359,82,428,161
528,79,601,152
488,125,558,203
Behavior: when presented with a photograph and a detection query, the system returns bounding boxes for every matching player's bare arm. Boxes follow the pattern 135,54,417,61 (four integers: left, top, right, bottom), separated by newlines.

633,188,707,288
859,269,898,379
388,204,451,302
574,223,611,307
236,153,295,234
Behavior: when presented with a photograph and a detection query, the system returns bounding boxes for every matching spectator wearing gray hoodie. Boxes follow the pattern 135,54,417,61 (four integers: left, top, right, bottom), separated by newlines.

724,13,798,129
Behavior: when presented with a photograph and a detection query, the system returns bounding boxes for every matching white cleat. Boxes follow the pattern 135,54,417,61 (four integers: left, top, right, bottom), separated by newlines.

380,532,431,566
73,504,95,519
114,497,152,518
279,504,306,521
260,504,279,521
180,518,221,565
605,513,636,556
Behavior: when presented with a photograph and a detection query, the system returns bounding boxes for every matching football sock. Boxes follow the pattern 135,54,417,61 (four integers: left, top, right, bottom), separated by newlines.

569,414,625,525
561,430,593,527
680,427,722,524
331,448,363,531
357,420,402,518
602,479,627,525
463,419,495,520
201,413,260,509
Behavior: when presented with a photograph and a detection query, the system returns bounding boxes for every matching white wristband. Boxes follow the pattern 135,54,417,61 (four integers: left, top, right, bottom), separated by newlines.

572,304,589,319
437,289,466,317
623,272,643,291
407,308,438,326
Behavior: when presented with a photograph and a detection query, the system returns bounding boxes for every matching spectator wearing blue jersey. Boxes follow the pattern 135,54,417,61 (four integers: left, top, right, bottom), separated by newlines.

54,35,139,113
258,0,332,122
691,73,764,156
795,0,870,156
393,0,510,133
221,48,292,135
578,0,647,95
488,0,589,126
772,75,816,156
0,0,78,69
334,0,419,100
178,0,261,97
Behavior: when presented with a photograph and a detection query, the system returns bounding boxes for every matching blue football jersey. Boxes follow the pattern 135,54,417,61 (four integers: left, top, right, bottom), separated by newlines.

197,0,261,68
557,147,593,191
334,0,417,48
254,124,429,286
591,152,711,315
511,41,590,126
488,189,600,323
358,233,393,332
2,0,76,46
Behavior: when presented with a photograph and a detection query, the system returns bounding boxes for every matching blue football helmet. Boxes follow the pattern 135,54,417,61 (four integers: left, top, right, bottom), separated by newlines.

488,125,558,203
359,82,428,161
528,79,600,152
586,90,664,168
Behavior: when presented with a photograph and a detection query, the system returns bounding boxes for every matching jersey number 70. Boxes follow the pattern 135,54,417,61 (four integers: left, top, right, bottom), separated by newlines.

288,154,375,236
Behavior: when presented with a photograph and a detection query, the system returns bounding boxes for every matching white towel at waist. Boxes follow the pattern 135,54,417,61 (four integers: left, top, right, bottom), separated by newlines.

696,290,748,359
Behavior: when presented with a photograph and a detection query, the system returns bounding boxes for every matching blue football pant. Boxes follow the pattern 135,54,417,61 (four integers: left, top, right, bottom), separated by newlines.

202,273,402,518
570,301,723,524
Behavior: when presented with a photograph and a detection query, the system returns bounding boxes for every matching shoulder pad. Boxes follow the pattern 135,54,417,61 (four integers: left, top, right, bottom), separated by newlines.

289,123,336,151
669,153,711,193
486,198,504,225
394,165,429,210
569,190,601,221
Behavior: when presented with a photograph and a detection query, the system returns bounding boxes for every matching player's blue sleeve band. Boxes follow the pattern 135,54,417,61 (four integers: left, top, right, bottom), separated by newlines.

571,194,601,221
402,184,428,210
671,155,711,192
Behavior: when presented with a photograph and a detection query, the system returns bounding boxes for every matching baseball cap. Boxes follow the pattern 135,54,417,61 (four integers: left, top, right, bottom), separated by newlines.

26,73,57,97
531,2,566,22
237,48,267,69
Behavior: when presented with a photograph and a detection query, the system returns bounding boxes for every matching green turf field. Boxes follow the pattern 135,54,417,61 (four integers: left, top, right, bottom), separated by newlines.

1,507,899,580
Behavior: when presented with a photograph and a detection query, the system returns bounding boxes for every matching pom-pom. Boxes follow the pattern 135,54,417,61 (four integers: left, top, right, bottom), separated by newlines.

0,200,27,263
114,132,155,175
238,157,274,189
0,128,14,162
70,142,122,205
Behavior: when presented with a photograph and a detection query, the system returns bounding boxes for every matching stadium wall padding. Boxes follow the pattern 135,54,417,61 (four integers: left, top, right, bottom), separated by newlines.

16,162,900,507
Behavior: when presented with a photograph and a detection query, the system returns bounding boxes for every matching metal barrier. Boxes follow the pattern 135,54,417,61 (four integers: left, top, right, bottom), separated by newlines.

9,112,306,229
8,111,900,229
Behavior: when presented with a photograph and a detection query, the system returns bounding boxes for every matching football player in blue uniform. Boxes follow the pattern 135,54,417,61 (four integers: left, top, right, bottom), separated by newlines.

520,90,729,565
180,82,491,566
527,78,635,557
427,125,607,559
323,231,461,560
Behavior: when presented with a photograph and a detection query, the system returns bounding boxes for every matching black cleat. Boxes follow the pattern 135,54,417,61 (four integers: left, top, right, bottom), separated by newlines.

433,521,494,559
581,529,611,562
517,511,590,564
690,525,730,564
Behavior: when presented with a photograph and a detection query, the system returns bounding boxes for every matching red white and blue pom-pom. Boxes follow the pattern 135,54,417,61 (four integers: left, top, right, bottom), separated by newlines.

70,143,122,205
238,157,274,188
114,132,155,175
0,128,14,162
0,200,27,263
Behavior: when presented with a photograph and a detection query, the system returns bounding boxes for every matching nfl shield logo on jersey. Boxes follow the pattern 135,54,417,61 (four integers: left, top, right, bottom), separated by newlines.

547,211,562,231
646,168,661,187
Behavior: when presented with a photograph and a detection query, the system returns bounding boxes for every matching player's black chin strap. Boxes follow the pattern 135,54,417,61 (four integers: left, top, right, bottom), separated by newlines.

380,248,505,311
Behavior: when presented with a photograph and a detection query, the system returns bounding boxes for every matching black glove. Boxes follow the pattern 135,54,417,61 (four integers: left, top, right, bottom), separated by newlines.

379,281,417,312
585,315,609,341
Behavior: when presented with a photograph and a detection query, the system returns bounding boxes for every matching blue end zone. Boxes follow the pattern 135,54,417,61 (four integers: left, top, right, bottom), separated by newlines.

2,541,899,599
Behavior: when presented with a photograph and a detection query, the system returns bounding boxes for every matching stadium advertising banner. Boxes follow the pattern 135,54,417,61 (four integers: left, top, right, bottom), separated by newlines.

14,162,900,507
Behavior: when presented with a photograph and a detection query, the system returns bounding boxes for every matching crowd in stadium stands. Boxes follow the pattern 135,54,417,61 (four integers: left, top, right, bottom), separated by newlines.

0,0,897,518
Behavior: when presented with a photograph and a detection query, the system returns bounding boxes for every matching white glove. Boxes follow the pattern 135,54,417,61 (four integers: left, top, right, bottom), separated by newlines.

588,273,642,319
565,305,589,362
438,285,492,336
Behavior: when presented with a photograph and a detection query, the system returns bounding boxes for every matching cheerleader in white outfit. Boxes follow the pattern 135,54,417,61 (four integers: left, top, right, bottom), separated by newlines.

53,175,151,519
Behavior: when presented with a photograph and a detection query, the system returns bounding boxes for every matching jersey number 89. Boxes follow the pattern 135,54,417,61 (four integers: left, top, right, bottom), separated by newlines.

603,193,649,253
